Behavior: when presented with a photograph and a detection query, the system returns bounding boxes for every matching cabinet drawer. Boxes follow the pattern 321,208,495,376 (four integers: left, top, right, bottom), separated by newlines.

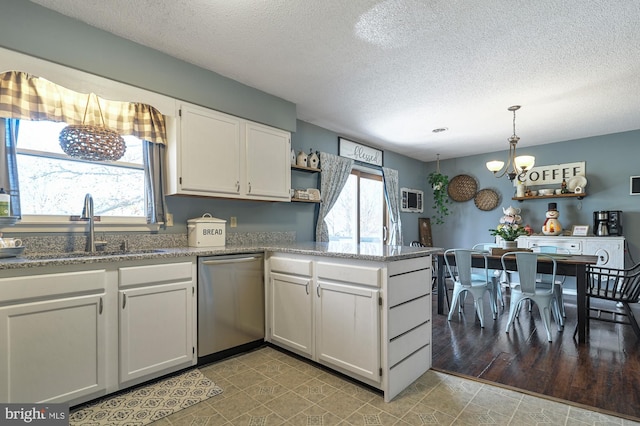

527,239,582,253
316,262,381,287
387,344,430,402
388,321,430,367
388,269,430,307
269,257,312,276
0,269,106,303
387,256,431,276
388,295,430,339
119,262,193,287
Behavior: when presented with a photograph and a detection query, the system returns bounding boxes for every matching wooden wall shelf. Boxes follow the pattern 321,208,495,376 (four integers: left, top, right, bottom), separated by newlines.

291,198,321,203
512,193,587,202
291,165,321,173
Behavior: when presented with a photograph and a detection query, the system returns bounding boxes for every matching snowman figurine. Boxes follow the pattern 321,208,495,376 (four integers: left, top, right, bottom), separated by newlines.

542,202,562,236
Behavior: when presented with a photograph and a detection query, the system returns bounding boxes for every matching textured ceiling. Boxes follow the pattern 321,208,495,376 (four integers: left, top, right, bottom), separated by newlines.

29,0,640,162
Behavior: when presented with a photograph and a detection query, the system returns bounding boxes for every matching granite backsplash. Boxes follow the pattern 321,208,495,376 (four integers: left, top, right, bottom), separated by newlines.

17,231,296,254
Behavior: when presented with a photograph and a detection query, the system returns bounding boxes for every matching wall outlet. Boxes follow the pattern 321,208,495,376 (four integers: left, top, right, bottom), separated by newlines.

166,213,174,227
230,216,237,228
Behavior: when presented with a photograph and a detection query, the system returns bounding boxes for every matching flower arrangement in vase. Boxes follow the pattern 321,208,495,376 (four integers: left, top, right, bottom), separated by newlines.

489,205,528,248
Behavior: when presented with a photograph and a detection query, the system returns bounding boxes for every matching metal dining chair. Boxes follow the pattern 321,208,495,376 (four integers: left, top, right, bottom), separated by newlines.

412,241,450,309
502,252,561,342
445,248,497,327
472,242,505,308
532,245,570,326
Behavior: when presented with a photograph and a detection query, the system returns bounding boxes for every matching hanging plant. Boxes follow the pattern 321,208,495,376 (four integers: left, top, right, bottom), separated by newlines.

428,154,450,225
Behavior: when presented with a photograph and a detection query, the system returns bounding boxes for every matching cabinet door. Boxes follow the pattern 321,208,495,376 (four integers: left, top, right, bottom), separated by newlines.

584,239,625,269
179,104,241,196
0,294,106,403
269,272,313,356
119,281,194,384
245,122,291,200
316,280,381,383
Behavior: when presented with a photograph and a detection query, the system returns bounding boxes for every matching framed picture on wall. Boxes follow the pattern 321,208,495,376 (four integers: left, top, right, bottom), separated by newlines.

571,225,590,236
419,217,433,247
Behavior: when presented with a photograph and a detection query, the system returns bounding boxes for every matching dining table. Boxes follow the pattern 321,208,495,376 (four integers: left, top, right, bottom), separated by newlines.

435,250,599,343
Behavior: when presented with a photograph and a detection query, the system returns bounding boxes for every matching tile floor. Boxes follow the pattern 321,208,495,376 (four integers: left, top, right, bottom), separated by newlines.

152,346,639,425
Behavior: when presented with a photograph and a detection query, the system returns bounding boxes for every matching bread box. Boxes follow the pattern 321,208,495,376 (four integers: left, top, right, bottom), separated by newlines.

187,213,226,247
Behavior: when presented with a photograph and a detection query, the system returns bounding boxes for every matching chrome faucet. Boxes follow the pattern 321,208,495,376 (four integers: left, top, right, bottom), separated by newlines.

81,193,96,252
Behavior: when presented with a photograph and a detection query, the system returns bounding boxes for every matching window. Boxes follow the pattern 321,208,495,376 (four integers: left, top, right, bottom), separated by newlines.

16,120,146,218
325,169,389,244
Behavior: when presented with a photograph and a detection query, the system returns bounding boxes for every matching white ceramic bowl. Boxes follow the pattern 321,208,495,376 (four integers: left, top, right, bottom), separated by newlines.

538,188,554,196
529,190,538,196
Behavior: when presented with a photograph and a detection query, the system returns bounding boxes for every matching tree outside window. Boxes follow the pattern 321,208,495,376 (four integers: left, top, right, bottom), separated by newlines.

16,120,145,217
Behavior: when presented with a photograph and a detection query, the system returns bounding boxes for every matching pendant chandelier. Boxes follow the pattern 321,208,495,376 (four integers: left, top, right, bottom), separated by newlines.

486,105,535,181
59,94,126,162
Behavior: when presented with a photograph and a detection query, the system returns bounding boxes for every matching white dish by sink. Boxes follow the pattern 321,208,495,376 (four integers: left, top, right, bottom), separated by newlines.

0,246,25,258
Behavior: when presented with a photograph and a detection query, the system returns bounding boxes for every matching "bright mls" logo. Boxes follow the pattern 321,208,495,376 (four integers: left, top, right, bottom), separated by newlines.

2,404,68,425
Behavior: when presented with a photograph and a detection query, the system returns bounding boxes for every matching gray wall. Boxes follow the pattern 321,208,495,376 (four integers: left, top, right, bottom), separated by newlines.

5,1,636,251
0,0,296,132
425,130,640,264
0,0,429,244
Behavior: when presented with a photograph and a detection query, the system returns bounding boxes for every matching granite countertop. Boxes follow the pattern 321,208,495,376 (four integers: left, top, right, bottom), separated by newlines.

0,242,440,271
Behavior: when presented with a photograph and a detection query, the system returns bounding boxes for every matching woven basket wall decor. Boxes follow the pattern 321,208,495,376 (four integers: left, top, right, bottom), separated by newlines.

447,174,477,202
59,94,126,162
474,188,500,211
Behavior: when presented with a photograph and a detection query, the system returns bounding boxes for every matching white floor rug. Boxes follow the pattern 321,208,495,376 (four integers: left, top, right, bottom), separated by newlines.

69,369,223,425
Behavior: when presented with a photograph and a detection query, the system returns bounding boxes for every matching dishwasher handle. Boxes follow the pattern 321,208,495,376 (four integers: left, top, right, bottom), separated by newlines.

201,256,262,266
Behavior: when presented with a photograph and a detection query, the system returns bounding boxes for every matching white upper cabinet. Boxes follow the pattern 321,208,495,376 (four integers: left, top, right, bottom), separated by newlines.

244,122,291,200
168,102,291,201
177,104,241,196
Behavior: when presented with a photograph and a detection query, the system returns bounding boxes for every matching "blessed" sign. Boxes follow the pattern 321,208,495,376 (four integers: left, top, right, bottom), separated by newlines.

339,137,383,167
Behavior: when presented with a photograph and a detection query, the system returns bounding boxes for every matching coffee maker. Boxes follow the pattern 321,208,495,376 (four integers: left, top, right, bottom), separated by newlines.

608,210,623,236
593,210,623,236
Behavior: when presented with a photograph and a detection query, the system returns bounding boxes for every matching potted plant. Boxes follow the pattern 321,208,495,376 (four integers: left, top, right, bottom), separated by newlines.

488,225,529,248
428,155,450,225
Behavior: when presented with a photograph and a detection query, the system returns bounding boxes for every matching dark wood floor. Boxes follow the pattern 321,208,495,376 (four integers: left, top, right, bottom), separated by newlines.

431,286,640,421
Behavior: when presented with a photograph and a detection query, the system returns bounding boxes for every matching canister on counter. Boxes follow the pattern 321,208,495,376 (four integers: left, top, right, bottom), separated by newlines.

187,213,226,247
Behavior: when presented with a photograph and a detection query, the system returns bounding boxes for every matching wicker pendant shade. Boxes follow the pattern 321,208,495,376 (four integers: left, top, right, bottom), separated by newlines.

59,94,126,161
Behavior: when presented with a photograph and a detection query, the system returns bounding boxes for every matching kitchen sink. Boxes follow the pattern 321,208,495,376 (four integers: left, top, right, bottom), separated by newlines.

24,249,167,260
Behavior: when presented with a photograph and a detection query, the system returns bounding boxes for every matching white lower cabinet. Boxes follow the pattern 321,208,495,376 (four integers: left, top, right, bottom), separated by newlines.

269,272,313,356
266,252,432,401
0,269,107,403
0,258,197,405
315,280,380,382
119,262,196,386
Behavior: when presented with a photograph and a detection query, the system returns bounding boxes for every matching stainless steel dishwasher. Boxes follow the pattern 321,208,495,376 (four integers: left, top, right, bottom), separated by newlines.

197,254,265,363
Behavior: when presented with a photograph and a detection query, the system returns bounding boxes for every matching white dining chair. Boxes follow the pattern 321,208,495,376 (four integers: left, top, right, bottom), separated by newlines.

503,252,561,342
472,242,505,308
530,245,570,327
445,248,497,327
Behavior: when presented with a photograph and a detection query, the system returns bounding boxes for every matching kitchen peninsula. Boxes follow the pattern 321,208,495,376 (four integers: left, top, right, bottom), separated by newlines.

0,242,437,404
